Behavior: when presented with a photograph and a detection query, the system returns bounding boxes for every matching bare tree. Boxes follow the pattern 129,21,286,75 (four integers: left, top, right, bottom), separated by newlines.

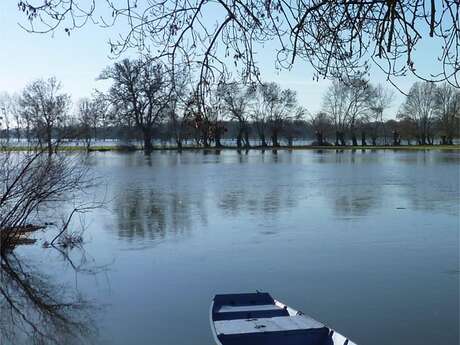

206,91,227,148
217,82,251,149
17,1,460,92
7,94,25,143
0,150,96,253
260,83,300,147
100,57,172,152
434,83,460,145
77,94,107,150
0,150,101,342
323,78,373,146
0,92,12,143
309,111,332,146
18,77,71,155
168,67,192,150
398,82,438,145
184,92,212,147
368,84,394,146
323,81,347,146
398,118,418,145
248,83,269,147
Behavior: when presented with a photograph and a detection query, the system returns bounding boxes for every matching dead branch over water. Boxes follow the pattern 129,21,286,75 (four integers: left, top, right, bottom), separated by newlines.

0,145,105,344
16,1,460,89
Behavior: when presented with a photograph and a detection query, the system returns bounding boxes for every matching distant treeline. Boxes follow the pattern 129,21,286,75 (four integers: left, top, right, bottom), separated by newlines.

1,117,458,149
0,56,459,153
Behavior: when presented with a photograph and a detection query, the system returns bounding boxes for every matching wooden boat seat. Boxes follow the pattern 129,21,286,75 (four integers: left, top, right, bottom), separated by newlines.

217,327,331,345
215,315,325,335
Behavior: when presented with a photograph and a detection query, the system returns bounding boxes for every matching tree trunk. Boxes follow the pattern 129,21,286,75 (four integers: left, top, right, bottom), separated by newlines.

371,136,377,146
244,129,250,149
143,129,153,152
214,128,222,147
392,131,401,146
335,131,340,146
351,132,358,146
271,131,279,147
215,137,222,148
46,127,53,156
176,138,183,150
260,134,268,147
361,131,367,146
236,132,242,148
420,135,426,145
316,131,324,145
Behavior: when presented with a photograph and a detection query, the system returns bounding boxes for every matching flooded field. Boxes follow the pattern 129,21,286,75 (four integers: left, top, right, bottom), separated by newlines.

13,149,459,345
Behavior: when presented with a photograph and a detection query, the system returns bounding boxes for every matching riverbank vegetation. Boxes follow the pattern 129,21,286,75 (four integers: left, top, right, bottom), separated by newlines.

1,66,459,153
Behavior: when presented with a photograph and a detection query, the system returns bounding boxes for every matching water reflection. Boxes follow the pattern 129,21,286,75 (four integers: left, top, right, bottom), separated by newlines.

74,150,458,345
218,186,297,216
0,253,96,345
101,150,459,240
114,187,207,241
332,192,381,218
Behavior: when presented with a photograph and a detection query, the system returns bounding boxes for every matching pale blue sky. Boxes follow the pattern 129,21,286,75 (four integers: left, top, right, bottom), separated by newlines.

0,1,444,116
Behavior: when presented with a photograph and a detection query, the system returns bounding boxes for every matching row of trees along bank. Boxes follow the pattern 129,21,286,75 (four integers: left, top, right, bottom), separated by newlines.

0,58,459,153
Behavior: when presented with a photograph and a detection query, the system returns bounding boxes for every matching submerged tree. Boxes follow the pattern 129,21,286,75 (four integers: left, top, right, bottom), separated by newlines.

18,77,71,155
367,84,394,146
100,57,172,152
167,67,192,150
248,83,269,147
217,82,251,149
434,83,460,145
0,134,105,343
0,92,12,142
77,93,107,150
259,83,301,147
309,111,332,146
322,78,373,146
398,82,438,145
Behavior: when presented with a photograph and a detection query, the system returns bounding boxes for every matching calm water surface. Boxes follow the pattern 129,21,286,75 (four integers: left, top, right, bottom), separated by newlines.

18,150,460,345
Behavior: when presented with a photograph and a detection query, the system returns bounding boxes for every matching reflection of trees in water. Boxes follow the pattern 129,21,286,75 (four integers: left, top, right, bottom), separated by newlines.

323,151,460,217
218,186,297,216
407,152,459,214
0,253,95,345
400,173,459,215
114,188,207,240
322,153,384,218
330,188,381,218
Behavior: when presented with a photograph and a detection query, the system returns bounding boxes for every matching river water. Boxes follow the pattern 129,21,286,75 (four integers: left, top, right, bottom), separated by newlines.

11,149,460,345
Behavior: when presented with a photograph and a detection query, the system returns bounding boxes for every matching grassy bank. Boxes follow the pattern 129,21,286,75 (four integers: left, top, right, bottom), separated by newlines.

2,144,460,152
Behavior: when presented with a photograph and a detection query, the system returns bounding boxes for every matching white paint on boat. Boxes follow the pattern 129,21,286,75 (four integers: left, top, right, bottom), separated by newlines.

218,304,281,313
274,299,300,316
331,331,350,344
215,315,325,335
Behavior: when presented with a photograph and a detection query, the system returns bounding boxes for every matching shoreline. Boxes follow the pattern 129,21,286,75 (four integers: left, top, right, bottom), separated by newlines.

2,144,460,152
